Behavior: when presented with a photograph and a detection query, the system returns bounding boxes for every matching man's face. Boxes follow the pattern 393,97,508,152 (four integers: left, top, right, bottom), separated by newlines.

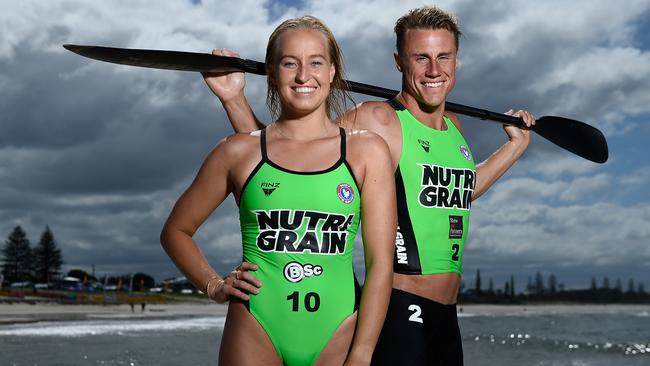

395,28,457,109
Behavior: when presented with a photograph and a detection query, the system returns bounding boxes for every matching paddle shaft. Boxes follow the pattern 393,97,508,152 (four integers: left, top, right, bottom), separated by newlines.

62,45,608,163
345,80,526,126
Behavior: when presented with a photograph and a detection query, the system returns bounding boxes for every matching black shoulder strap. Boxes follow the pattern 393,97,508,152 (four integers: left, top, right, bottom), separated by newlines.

260,128,268,160
339,127,346,160
386,98,406,111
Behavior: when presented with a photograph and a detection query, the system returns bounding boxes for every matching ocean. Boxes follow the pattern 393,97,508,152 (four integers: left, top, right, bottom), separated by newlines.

1,310,648,365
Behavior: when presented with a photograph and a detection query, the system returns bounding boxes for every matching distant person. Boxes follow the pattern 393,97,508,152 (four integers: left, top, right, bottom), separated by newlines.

161,15,395,365
203,6,535,365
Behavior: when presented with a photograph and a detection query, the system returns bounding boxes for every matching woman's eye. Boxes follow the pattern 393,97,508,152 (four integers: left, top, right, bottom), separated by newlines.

283,61,297,68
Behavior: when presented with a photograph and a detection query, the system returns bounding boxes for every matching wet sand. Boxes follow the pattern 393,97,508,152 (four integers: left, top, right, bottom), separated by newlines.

0,301,228,325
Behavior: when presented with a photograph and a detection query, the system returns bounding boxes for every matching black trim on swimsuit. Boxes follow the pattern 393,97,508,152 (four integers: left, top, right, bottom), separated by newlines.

261,127,345,175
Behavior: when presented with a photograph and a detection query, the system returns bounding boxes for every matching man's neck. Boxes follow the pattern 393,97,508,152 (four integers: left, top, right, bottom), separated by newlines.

397,92,447,131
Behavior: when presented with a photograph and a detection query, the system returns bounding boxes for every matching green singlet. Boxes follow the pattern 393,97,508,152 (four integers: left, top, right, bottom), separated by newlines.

388,99,476,275
238,127,361,366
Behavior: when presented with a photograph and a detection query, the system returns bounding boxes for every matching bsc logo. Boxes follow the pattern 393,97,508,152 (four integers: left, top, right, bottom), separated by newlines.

284,262,323,283
337,183,354,204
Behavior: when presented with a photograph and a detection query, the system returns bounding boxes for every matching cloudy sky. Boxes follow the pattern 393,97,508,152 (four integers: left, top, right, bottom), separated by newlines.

1,0,649,291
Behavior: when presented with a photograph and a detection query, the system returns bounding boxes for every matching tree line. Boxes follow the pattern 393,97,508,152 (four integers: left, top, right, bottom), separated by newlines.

460,269,650,304
1,225,64,285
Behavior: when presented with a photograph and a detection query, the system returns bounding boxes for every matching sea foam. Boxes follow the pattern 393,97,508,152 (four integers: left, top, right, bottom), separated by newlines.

0,316,225,337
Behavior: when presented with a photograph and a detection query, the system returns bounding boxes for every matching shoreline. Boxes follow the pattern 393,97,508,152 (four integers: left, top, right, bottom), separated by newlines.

0,301,229,325
0,301,647,326
458,303,650,316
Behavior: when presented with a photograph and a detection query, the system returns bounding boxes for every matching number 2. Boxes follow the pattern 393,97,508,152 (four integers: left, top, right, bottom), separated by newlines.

408,304,423,323
451,243,460,261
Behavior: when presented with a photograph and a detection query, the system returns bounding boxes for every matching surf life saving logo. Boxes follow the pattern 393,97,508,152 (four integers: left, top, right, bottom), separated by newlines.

418,164,475,210
459,145,472,161
337,183,354,204
253,209,355,255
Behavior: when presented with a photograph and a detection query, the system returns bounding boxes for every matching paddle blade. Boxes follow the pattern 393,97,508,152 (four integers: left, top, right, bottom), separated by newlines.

62,44,266,74
533,116,608,163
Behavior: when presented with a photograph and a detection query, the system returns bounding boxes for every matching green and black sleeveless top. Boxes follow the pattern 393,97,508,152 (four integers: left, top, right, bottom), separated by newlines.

389,99,476,275
238,127,361,364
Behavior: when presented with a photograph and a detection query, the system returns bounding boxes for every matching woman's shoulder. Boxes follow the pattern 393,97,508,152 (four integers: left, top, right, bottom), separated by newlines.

206,131,262,163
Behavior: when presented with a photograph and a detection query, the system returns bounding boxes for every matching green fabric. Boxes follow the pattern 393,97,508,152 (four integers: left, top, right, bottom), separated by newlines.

239,151,360,365
396,110,476,274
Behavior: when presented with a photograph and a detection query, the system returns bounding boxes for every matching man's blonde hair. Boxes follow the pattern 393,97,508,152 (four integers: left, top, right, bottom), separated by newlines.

394,6,461,53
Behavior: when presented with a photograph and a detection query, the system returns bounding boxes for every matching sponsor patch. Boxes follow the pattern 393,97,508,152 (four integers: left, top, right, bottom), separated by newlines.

459,145,472,161
283,262,323,283
254,209,355,255
418,164,475,210
449,215,464,239
337,183,354,204
395,226,408,264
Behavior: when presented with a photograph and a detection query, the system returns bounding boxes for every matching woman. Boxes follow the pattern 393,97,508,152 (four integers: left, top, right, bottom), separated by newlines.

161,16,395,366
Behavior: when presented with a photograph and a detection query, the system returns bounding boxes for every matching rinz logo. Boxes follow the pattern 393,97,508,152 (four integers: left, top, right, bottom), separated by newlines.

254,209,355,254
418,139,430,153
261,182,280,196
418,164,475,210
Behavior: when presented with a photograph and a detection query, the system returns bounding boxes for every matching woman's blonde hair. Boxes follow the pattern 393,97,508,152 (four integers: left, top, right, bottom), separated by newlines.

265,15,352,121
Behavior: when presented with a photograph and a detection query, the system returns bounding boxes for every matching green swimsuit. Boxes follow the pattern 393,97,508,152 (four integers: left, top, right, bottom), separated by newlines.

238,128,361,365
389,99,476,275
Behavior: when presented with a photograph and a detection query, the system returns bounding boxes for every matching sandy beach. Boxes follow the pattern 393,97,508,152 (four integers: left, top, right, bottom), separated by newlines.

0,300,229,325
1,301,647,326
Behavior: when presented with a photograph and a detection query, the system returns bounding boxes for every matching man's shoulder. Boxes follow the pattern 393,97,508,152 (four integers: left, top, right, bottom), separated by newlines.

344,100,398,129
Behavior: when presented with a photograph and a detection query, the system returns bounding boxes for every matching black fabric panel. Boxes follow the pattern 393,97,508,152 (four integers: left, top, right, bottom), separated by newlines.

393,167,422,274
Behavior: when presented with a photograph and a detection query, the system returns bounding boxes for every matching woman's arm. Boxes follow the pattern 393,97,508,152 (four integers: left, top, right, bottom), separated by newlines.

160,137,261,302
345,133,396,365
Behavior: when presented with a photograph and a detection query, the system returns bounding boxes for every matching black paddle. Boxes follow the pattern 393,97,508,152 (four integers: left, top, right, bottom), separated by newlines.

63,44,609,163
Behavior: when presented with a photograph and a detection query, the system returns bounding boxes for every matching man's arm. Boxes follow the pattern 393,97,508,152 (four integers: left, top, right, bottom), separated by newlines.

202,48,264,133
473,109,535,200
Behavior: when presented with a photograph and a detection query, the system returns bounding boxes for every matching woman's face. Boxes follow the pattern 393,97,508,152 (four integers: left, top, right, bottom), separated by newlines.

273,28,335,118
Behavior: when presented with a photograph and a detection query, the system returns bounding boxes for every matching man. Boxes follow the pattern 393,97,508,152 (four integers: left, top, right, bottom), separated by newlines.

204,6,534,365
